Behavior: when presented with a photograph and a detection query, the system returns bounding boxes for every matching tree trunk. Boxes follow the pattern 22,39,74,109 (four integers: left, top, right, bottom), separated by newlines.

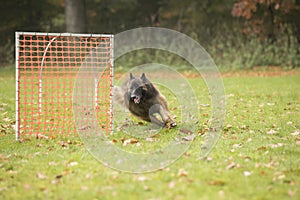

65,0,86,33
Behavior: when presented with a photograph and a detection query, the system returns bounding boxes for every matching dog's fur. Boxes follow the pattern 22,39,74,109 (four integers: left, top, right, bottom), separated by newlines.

113,73,177,128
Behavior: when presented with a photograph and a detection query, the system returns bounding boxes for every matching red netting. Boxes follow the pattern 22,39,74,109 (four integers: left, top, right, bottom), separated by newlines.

16,32,113,139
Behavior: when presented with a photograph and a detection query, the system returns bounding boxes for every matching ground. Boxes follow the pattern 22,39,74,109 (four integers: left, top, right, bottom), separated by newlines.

0,67,299,199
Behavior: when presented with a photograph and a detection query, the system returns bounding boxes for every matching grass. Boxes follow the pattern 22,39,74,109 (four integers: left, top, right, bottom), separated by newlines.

0,67,300,199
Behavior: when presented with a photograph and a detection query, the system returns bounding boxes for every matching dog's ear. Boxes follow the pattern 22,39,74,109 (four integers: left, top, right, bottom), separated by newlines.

130,73,134,80
141,73,147,81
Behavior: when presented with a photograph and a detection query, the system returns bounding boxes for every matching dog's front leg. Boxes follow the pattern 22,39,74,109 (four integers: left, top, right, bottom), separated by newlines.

157,105,177,128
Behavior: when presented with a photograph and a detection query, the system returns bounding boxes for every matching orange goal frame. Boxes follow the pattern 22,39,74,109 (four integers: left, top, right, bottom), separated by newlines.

15,32,114,140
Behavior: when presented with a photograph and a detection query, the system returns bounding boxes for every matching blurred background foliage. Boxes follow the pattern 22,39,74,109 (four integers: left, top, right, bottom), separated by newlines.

0,0,299,70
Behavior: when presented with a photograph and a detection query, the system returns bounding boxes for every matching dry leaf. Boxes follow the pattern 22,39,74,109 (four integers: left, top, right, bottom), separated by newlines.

55,174,63,179
226,162,235,170
85,173,92,179
208,180,225,186
206,157,213,161
137,176,147,182
68,161,78,166
179,128,193,134
288,190,296,197
257,146,267,150
178,168,188,177
0,187,8,192
146,137,154,142
243,171,251,177
168,181,175,189
81,186,89,191
267,129,277,135
111,139,118,143
23,184,30,190
270,143,284,148
218,190,225,198
291,130,299,136
123,138,138,146
233,143,242,148
36,133,49,139
143,185,150,191
36,172,47,179
48,161,58,166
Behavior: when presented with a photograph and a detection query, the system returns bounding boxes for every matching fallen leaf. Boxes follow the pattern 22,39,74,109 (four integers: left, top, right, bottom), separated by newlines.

0,187,8,192
36,172,47,179
270,143,284,148
51,179,59,185
233,143,242,148
218,190,225,198
85,173,91,179
257,146,267,150
168,181,175,189
36,133,49,139
143,185,150,191
267,129,277,135
179,128,193,134
288,190,296,198
3,117,11,122
200,103,210,107
137,176,147,182
208,180,225,186
224,124,232,131
81,186,89,191
206,157,213,161
145,137,154,142
24,184,30,190
243,171,251,177
226,162,235,170
68,161,78,166
123,138,138,146
55,174,63,179
48,161,58,166
111,139,118,143
291,130,299,136
178,168,188,177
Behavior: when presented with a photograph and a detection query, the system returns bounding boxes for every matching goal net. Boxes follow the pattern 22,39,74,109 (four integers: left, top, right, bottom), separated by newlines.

15,32,114,140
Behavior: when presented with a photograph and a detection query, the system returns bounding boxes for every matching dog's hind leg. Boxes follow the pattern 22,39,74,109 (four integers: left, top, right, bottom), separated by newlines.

158,107,177,128
157,96,177,128
149,114,164,127
149,104,176,128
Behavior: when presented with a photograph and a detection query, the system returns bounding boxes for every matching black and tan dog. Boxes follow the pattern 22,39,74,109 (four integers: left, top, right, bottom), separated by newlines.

113,73,177,128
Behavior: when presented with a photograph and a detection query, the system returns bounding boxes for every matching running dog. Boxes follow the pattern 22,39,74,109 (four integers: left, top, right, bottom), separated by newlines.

113,73,177,128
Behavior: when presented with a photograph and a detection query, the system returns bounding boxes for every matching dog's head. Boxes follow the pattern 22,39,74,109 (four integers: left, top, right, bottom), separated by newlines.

127,73,151,104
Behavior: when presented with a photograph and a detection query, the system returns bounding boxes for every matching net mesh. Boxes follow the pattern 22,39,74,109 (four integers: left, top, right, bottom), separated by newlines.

16,32,113,139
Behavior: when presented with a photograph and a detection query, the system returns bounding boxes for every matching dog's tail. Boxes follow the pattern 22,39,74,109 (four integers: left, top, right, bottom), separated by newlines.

113,86,126,107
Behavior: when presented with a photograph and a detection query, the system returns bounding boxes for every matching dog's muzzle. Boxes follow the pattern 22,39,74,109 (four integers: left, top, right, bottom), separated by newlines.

131,95,141,104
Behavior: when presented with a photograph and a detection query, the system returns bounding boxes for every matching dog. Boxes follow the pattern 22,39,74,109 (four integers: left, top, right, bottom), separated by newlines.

113,73,177,128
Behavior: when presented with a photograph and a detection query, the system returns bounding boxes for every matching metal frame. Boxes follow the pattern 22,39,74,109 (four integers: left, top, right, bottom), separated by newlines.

15,31,114,140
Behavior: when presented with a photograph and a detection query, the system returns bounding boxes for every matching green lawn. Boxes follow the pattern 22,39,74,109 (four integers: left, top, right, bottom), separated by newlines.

0,67,299,199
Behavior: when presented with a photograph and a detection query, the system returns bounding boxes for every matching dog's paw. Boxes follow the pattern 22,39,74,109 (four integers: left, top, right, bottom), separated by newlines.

170,122,177,127
165,121,177,129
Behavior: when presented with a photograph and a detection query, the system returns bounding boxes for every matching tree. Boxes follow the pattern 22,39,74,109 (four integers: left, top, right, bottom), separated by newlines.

231,0,300,42
65,0,86,33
